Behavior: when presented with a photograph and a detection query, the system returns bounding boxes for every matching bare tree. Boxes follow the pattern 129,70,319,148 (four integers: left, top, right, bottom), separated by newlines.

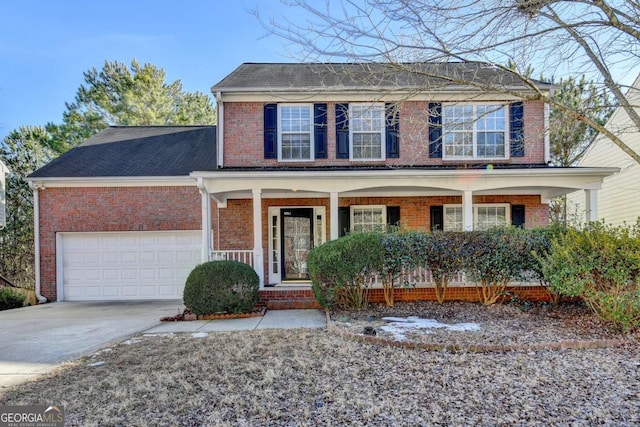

261,0,640,163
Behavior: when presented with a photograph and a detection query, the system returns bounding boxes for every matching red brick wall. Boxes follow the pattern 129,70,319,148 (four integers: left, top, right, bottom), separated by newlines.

216,195,549,284
223,100,547,167
38,186,201,301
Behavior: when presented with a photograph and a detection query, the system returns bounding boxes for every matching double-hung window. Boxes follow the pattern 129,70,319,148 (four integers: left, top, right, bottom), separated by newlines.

443,204,510,231
443,104,508,160
350,103,385,160
351,205,386,233
278,104,313,161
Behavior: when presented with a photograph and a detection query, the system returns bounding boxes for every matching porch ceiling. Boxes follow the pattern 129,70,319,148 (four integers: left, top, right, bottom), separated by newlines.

192,167,618,203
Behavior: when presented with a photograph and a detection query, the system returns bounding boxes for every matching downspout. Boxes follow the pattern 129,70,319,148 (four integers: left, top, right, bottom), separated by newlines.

215,91,224,169
30,182,47,303
544,102,551,164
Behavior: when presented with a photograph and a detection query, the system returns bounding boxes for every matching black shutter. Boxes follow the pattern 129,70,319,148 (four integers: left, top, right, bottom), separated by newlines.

511,204,525,228
385,103,400,158
430,205,444,231
387,206,400,227
338,206,351,237
264,103,277,159
510,102,524,157
314,103,328,159
336,103,350,159
428,102,443,158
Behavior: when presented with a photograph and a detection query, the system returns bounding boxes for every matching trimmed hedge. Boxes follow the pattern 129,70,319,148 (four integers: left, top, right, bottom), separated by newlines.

183,261,259,315
308,228,566,309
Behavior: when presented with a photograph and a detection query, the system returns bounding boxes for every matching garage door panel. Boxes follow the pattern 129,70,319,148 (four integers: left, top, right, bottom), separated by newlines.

60,231,201,301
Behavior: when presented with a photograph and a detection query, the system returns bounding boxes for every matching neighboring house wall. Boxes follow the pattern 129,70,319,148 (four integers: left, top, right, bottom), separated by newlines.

38,186,202,300
567,75,640,226
223,100,547,167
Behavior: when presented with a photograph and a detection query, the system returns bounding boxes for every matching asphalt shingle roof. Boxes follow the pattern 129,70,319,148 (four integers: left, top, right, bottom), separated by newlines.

211,62,552,92
29,126,217,178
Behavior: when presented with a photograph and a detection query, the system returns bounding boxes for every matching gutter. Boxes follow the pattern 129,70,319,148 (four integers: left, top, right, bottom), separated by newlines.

30,182,47,303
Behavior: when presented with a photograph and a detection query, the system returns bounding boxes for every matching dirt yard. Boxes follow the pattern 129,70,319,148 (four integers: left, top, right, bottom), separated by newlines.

2,302,639,426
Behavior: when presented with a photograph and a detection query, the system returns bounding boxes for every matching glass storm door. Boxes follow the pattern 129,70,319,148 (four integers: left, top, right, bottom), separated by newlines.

281,208,314,280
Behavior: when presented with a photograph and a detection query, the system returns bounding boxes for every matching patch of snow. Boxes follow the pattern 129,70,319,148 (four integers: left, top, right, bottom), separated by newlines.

122,338,143,345
379,316,481,341
87,361,105,367
142,333,175,337
191,332,208,338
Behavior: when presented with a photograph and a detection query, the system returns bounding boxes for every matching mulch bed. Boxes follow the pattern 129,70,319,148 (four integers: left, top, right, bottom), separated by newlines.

160,304,266,321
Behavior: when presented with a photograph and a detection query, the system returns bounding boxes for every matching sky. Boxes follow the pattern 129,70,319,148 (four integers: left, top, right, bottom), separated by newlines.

0,0,291,140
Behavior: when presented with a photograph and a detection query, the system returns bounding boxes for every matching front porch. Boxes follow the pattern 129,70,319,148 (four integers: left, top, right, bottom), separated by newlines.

194,167,616,300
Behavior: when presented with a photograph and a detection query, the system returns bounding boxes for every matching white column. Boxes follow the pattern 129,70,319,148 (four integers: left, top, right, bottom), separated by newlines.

463,190,473,231
252,188,265,288
585,189,598,223
330,192,339,240
199,182,212,263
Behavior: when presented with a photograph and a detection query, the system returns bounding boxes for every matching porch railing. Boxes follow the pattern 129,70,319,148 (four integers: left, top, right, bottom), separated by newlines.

211,250,255,267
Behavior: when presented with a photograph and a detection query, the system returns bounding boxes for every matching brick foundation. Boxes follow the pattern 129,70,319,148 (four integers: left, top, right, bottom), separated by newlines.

259,284,552,309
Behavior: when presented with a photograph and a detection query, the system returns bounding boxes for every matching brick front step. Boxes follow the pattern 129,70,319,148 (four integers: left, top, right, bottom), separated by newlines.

259,288,320,310
265,299,322,310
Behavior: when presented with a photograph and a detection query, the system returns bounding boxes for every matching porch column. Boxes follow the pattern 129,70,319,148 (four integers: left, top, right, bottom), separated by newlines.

585,189,599,223
252,188,265,288
198,179,212,263
463,190,473,231
330,192,339,240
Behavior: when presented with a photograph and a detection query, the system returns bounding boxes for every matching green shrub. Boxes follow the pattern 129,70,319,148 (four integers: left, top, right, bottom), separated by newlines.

379,233,419,307
308,233,383,309
527,225,567,303
540,222,640,331
464,228,532,305
413,231,468,304
183,261,259,315
0,287,26,311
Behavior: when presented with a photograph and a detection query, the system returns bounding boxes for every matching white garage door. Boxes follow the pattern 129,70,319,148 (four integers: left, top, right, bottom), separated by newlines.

59,231,202,301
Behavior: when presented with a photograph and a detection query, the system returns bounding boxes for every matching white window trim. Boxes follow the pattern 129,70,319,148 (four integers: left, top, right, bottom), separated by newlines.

443,203,511,231
277,103,315,162
442,103,510,161
350,205,387,232
349,103,386,161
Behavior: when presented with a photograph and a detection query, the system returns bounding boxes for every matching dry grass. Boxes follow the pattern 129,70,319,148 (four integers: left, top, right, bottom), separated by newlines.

1,329,639,425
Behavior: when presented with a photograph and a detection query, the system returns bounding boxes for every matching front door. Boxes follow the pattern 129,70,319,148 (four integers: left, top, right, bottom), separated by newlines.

281,208,314,281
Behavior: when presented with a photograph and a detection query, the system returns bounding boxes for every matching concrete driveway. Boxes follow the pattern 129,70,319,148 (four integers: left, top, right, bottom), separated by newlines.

0,300,183,391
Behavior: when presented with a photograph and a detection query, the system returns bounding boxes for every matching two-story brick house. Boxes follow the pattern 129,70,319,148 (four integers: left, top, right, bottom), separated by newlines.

27,63,618,304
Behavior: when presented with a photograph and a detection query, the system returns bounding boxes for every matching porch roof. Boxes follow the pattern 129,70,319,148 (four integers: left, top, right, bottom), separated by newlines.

192,166,619,203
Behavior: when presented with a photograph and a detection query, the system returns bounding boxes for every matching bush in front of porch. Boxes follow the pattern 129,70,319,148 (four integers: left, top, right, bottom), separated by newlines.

183,260,259,315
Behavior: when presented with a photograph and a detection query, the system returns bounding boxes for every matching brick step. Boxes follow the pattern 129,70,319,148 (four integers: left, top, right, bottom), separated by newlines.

265,298,321,310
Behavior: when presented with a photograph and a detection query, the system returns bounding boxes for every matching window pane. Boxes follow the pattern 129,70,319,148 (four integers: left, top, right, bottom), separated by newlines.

353,207,385,233
443,104,506,159
353,132,382,159
281,134,311,160
475,206,507,230
444,206,463,231
280,105,312,160
477,132,505,157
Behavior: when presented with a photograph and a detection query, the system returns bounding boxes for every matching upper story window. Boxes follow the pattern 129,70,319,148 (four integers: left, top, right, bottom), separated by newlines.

443,204,510,231
349,103,385,161
278,104,314,161
443,104,508,160
351,205,386,233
